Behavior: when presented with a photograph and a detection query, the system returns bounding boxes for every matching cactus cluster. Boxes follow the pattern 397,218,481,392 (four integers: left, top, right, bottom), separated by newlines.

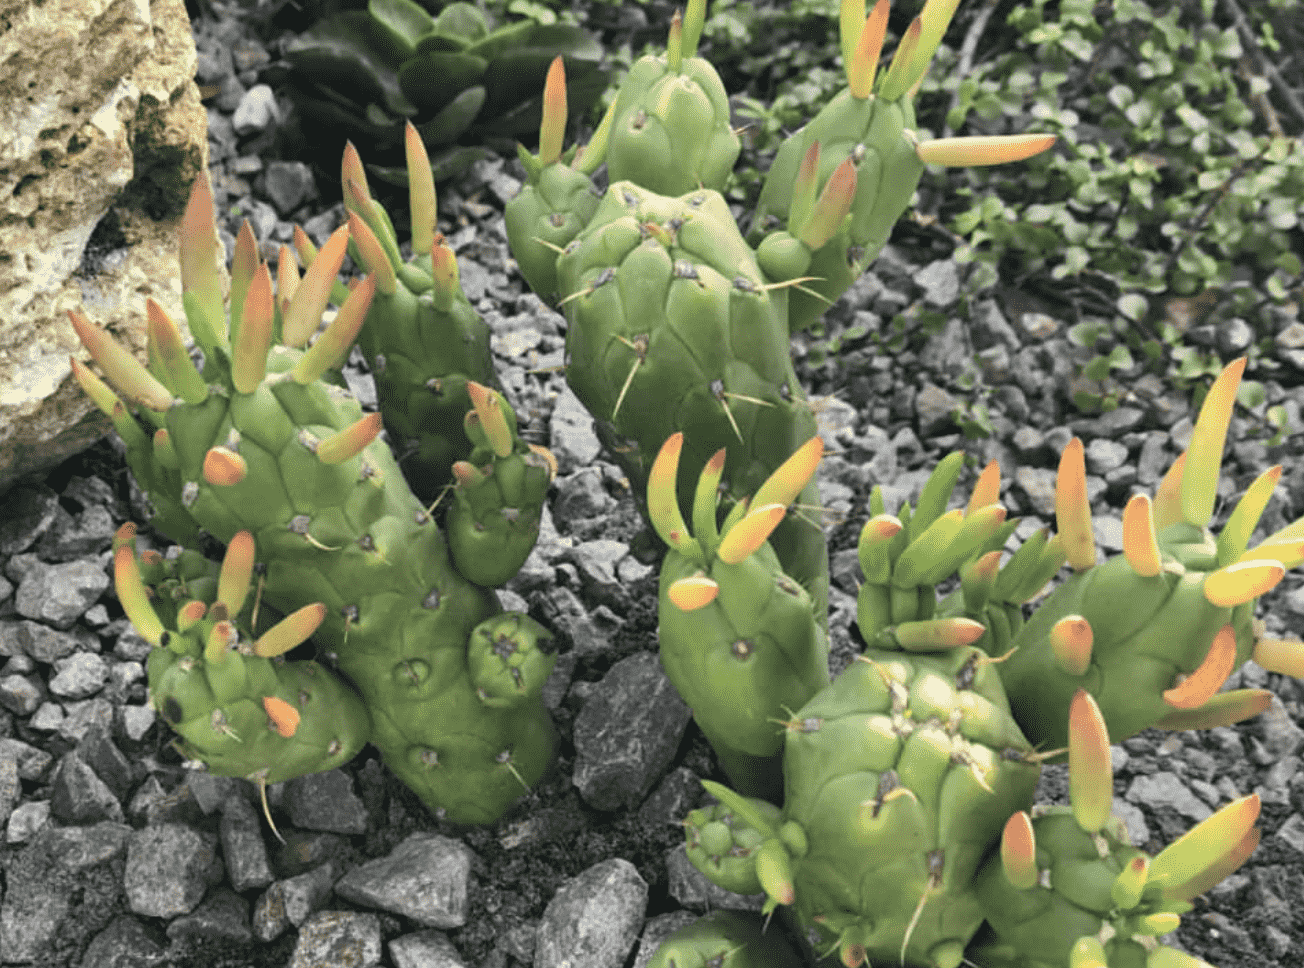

65,0,1304,965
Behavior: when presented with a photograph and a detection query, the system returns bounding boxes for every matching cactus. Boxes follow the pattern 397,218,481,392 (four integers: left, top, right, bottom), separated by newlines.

649,432,829,801
968,690,1261,968
974,359,1304,753
115,524,370,832
70,173,556,824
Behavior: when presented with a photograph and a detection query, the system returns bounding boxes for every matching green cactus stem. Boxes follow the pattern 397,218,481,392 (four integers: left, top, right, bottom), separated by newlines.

645,909,807,968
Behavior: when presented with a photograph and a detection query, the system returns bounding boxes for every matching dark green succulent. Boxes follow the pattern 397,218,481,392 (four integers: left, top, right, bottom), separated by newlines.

282,0,610,184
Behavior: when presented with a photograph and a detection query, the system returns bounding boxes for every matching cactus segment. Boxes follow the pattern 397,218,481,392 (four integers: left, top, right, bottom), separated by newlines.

652,435,828,800
603,9,740,196
1181,356,1246,529
467,612,556,708
645,910,807,968
684,793,783,895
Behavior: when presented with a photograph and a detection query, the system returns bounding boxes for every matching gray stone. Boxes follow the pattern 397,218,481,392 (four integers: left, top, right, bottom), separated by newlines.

534,859,648,968
253,863,337,942
50,751,124,824
263,160,316,215
49,650,109,698
123,823,224,918
1085,437,1129,474
550,387,602,472
165,887,253,946
232,83,280,135
915,383,958,439
14,560,111,629
5,800,50,843
1125,771,1212,823
389,930,468,968
79,915,167,968
289,911,383,968
335,833,475,929
915,259,961,307
0,753,17,827
285,769,368,835
0,486,59,555
221,793,274,892
572,652,692,811
0,673,42,715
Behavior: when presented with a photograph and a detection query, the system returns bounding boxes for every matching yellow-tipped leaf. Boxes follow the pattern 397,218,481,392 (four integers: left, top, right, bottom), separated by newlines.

915,134,1056,166
254,603,327,659
1068,689,1113,834
1056,437,1097,571
1181,357,1246,528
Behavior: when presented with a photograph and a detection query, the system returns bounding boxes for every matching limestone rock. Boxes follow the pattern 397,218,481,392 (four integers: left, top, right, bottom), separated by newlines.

0,0,209,493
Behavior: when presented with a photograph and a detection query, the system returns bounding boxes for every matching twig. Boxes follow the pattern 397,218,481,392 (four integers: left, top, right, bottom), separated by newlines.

1218,0,1304,131
942,0,1001,137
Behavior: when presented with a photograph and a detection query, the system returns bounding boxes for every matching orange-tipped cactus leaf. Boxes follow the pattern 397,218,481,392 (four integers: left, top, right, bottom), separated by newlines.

346,210,397,296
893,616,986,651
1155,688,1273,731
1203,560,1285,608
262,695,301,738
848,0,890,98
539,56,568,167
204,620,236,664
70,357,123,418
113,545,165,647
717,504,786,565
668,574,720,611
233,263,275,394
751,434,824,511
467,382,514,458
788,141,822,239
648,434,702,560
317,412,384,466
1253,637,1304,678
451,461,487,487
1150,793,1260,900
1240,539,1304,569
1181,357,1246,529
405,121,437,256
177,600,208,632
178,172,227,354
839,0,866,74
283,224,350,348
1050,615,1093,677
1068,689,1113,834
755,839,795,907
966,459,1002,515
1163,625,1238,710
203,446,248,487
254,603,327,659
1217,465,1283,568
915,134,1056,166
218,531,257,616
877,15,922,102
276,244,299,317
798,158,857,250
1000,811,1038,890
69,310,174,412
1163,826,1260,903
229,220,259,337
293,272,378,385
691,448,728,551
145,299,207,405
1110,854,1149,910
340,142,372,212
1122,493,1162,578
1152,450,1188,530
1056,437,1097,571
904,0,962,92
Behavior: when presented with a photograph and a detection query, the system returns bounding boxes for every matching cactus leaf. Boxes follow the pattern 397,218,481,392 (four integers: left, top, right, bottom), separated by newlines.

341,142,372,211
283,224,351,348
905,0,963,93
233,264,275,394
1122,493,1163,578
1000,811,1039,890
1160,826,1260,904
967,459,1002,515
1217,465,1283,567
218,531,257,617
69,357,124,419
858,513,905,585
317,412,384,466
262,695,301,738
752,434,824,511
229,220,259,340
177,172,228,355
1056,437,1097,571
839,0,866,77
681,0,706,57
798,158,858,250
1239,539,1304,568
1202,560,1285,607
788,141,822,239
1181,357,1246,528
466,382,514,458
404,121,437,256
539,56,568,167
276,244,299,318
204,620,236,664
718,503,786,564
177,600,208,633
691,448,727,553
1050,615,1093,677
668,574,720,611
755,838,796,906
293,272,377,385
1155,688,1273,730
666,7,683,72
1152,450,1188,530
113,544,165,647
346,210,399,296
889,616,986,651
648,433,703,561
915,134,1056,166
254,603,328,659
1069,937,1108,968
1149,793,1260,900
203,446,248,486
1068,689,1113,834
1253,637,1304,678
848,0,890,98
1162,624,1238,709
68,310,174,412
1111,854,1149,910
877,16,922,102
910,450,966,541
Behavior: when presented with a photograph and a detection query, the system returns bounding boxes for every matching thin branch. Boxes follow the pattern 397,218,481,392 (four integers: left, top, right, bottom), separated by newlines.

1219,0,1304,130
